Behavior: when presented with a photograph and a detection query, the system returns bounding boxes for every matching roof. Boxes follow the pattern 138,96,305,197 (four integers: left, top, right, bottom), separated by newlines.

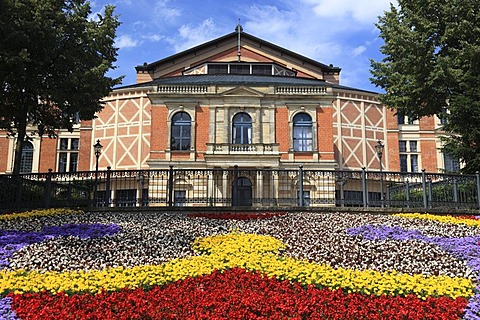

135,31,342,74
116,74,378,94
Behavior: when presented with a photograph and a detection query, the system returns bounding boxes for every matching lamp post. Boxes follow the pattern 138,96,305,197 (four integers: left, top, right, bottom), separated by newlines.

93,140,103,206
375,140,384,206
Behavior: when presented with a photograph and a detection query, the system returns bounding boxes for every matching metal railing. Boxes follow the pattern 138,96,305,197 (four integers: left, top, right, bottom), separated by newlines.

1,166,479,211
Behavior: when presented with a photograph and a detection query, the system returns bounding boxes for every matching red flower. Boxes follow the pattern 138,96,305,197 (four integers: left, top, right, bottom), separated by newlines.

9,268,467,320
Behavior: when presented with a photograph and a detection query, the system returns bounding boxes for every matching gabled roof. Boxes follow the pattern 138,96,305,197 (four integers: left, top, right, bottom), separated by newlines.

135,31,341,74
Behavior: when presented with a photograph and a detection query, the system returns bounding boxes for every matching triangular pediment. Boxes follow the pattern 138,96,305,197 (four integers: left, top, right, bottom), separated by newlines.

135,32,341,83
221,86,264,97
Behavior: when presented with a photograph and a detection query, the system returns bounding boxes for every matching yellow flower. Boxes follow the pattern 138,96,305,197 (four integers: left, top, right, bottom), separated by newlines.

0,232,474,301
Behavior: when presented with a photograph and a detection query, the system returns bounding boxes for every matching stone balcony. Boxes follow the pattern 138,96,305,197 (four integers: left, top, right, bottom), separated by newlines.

206,143,279,155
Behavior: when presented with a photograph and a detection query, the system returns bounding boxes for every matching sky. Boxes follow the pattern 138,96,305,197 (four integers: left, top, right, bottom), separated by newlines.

91,0,396,93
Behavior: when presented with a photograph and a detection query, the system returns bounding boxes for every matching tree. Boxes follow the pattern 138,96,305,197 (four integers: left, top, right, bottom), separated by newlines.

370,0,480,173
0,0,122,174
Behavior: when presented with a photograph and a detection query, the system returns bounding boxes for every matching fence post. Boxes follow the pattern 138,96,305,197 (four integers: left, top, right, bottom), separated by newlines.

298,165,304,206
477,172,480,210
421,169,427,209
362,167,367,207
453,177,458,209
44,169,53,208
232,165,238,207
168,165,174,207
105,167,111,207
428,178,433,209
406,180,410,208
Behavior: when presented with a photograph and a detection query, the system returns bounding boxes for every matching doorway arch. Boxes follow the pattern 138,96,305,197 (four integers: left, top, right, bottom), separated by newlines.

233,177,252,206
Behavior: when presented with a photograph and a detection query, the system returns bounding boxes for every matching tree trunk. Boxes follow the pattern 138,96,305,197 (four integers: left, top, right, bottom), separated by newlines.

12,108,28,175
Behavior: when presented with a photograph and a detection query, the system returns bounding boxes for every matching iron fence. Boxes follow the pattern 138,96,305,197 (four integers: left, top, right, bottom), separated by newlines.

1,166,480,211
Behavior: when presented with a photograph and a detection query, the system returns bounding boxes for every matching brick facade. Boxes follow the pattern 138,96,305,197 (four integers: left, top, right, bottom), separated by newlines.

275,108,290,160
2,30,449,175
38,137,57,172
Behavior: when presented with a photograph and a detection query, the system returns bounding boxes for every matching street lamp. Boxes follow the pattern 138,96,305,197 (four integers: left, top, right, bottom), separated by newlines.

375,140,384,206
93,140,103,206
94,140,103,172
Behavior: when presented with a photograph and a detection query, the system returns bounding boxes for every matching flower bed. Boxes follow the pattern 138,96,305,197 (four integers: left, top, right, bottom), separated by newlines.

0,209,478,319
187,211,286,220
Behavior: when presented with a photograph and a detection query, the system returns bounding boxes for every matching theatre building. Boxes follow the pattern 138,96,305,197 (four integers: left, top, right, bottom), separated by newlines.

0,27,457,207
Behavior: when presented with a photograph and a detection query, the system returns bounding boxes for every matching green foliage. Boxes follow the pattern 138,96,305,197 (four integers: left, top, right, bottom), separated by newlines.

388,179,478,207
0,0,122,174
370,0,480,173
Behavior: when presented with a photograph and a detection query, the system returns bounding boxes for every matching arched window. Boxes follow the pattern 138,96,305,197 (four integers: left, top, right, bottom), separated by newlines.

171,112,191,151
293,113,313,151
232,113,252,144
20,141,34,173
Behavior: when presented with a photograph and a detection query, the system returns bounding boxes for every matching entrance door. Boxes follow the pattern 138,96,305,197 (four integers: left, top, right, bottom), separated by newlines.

233,177,252,206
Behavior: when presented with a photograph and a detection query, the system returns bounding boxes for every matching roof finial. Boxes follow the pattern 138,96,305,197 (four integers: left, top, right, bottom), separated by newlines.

236,19,243,62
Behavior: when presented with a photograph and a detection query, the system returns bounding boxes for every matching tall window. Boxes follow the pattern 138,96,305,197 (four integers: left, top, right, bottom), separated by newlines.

58,138,79,172
399,140,419,172
20,142,34,173
171,112,191,151
444,152,460,172
293,113,313,151
232,113,252,144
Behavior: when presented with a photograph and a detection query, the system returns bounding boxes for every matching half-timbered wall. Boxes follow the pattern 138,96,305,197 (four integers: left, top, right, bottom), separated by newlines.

92,90,152,170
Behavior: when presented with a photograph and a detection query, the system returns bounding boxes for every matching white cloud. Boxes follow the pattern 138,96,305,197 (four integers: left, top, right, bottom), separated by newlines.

133,21,146,31
116,34,139,49
352,45,366,57
154,0,181,21
304,0,393,23
169,18,219,52
142,33,164,42
235,1,393,90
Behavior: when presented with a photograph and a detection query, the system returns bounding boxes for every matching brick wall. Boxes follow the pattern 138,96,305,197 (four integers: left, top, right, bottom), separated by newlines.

317,107,334,160
195,106,209,160
419,116,435,130
385,108,400,171
420,139,439,172
275,107,289,160
78,120,93,171
0,135,9,172
150,106,167,160
39,137,57,172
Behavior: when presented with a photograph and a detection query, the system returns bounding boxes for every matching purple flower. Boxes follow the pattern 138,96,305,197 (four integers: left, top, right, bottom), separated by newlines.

0,297,18,320
348,224,480,318
0,224,121,269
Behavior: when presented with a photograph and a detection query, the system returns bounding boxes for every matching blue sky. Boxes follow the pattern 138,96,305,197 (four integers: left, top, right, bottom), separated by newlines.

91,0,396,93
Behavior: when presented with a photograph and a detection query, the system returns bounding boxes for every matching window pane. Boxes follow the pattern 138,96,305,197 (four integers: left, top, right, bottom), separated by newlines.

399,141,407,152
171,125,180,137
60,138,69,150
444,152,460,172
409,141,417,152
410,155,419,172
400,155,408,172
174,190,186,207
293,113,313,151
230,64,250,74
69,153,78,172
20,142,34,173
171,139,179,150
71,139,79,150
58,153,68,173
171,112,191,151
252,65,272,75
208,64,228,74
232,113,252,145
